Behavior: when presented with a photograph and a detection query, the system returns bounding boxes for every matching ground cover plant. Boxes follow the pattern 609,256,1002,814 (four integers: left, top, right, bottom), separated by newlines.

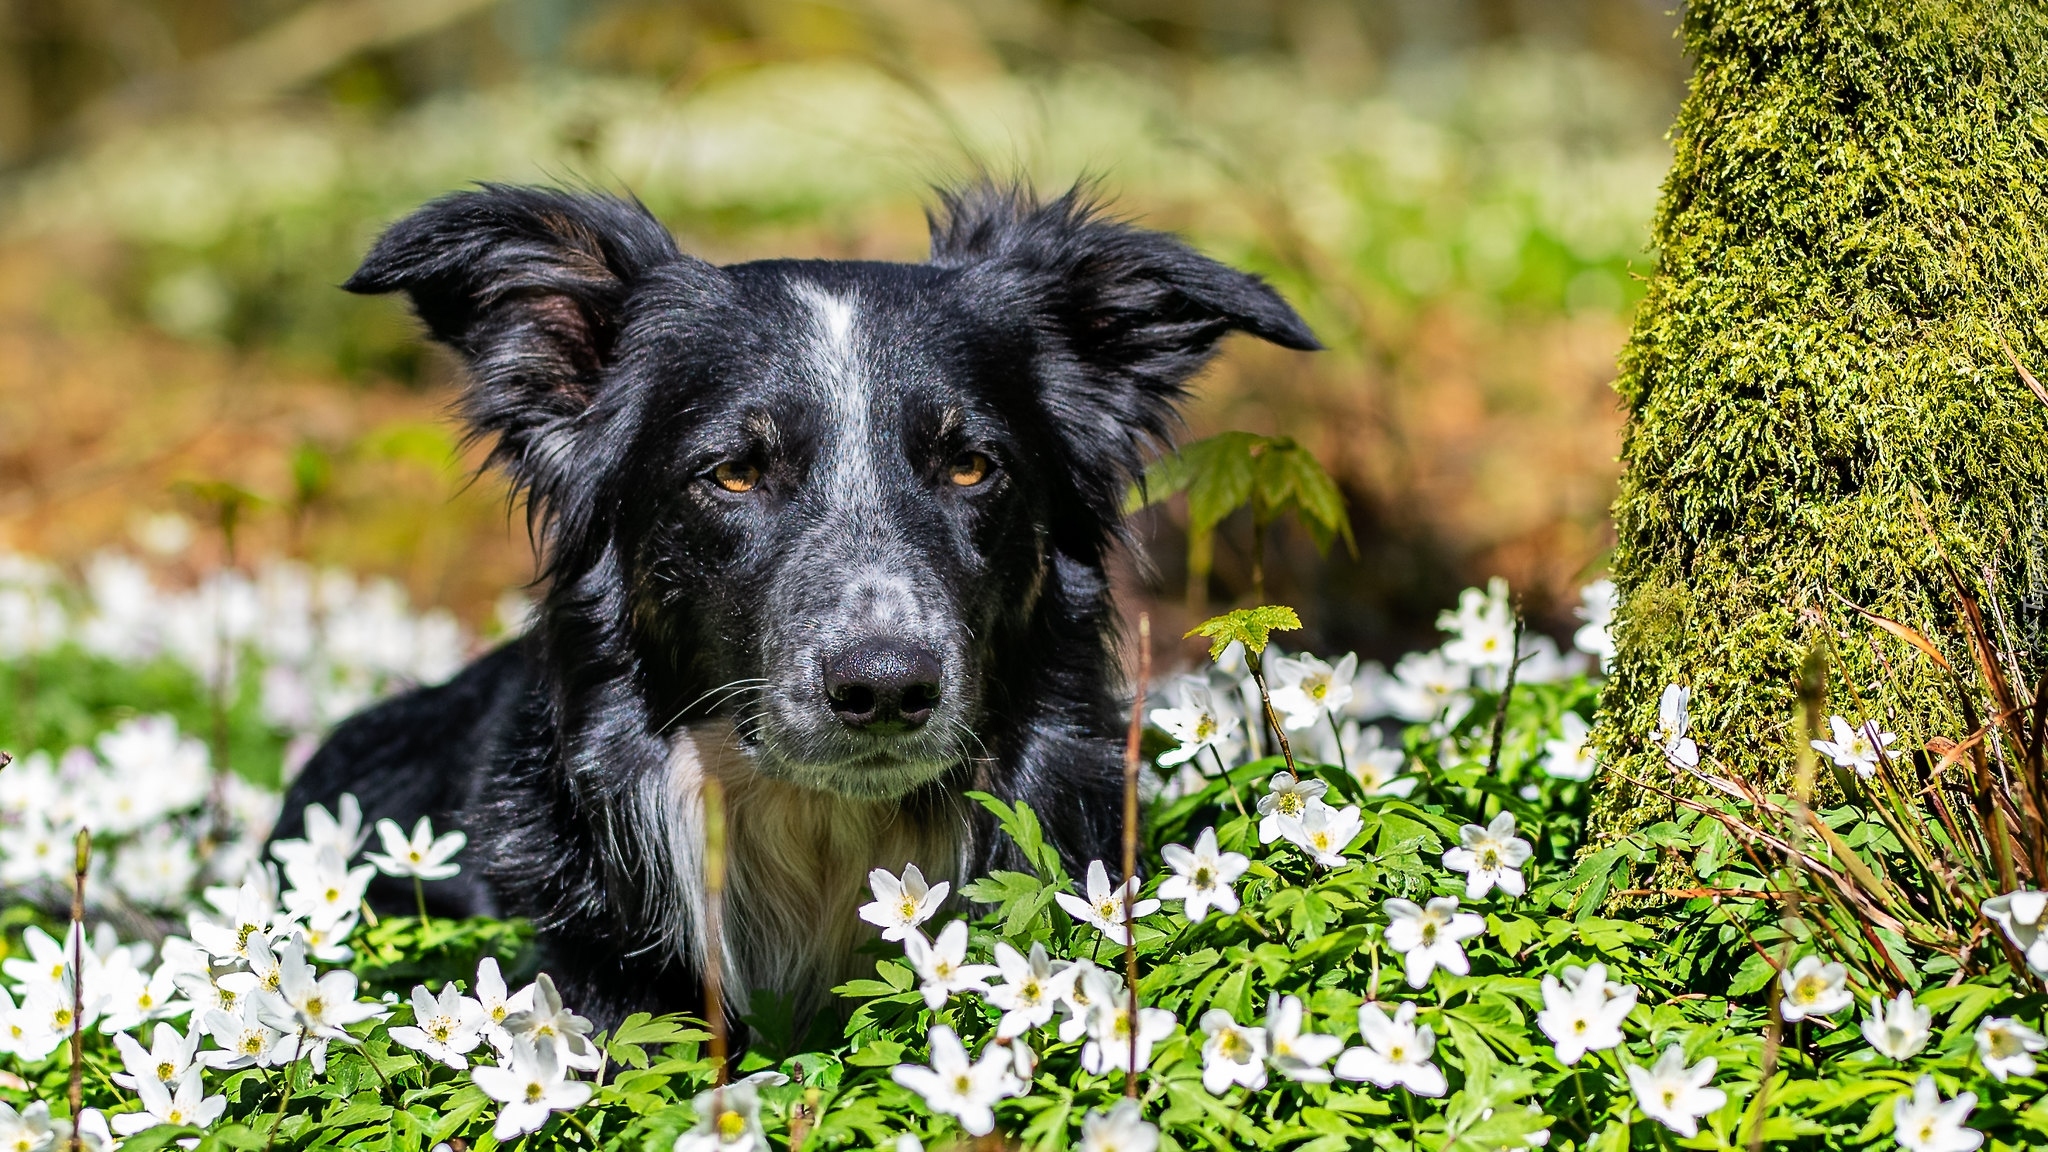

0,553,2046,1151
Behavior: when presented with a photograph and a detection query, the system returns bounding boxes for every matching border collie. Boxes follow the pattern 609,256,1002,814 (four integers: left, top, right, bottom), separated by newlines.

271,182,1318,1028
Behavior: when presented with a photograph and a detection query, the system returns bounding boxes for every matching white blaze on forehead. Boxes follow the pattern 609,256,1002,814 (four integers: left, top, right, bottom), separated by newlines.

792,280,887,507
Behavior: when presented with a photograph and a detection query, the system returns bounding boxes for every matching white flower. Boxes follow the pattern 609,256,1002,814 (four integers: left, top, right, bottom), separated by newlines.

1541,712,1599,782
1,925,82,993
674,1082,768,1152
1277,803,1362,868
890,1025,1015,1137
902,920,999,1011
1263,994,1342,1083
1537,963,1634,1065
270,794,368,871
1079,969,1176,1075
261,938,383,1072
984,942,1079,1040
1862,992,1932,1061
188,871,295,963
1199,1008,1268,1094
113,1022,201,1091
1441,579,1517,674
473,1036,593,1140
1381,650,1471,724
674,1079,789,1152
110,1069,226,1136
1053,959,1109,1044
0,814,74,888
1653,685,1699,769
109,824,203,910
1269,653,1359,730
0,1101,56,1152
54,1108,112,1152
1076,1099,1159,1152
93,715,212,832
1975,1016,2047,1082
1256,772,1331,843
199,999,296,1071
474,957,532,1051
858,864,951,943
1625,1045,1726,1138
364,816,467,881
1778,956,1852,1021
92,944,167,1035
1157,828,1248,923
1811,716,1895,779
1891,1075,1983,1152
1442,811,1533,899
280,844,376,934
1150,678,1245,769
391,982,488,1070
1334,1001,1445,1096
1055,861,1160,946
1383,897,1486,988
502,973,601,1072
1573,580,1617,670
1981,890,2048,976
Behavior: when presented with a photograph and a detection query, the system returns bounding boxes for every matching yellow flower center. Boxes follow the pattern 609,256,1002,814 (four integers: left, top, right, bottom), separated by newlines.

717,1111,745,1140
156,1061,175,1081
1277,793,1304,816
525,1082,544,1103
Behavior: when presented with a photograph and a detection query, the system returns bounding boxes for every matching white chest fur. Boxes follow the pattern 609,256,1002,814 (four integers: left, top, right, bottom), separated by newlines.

636,723,969,1020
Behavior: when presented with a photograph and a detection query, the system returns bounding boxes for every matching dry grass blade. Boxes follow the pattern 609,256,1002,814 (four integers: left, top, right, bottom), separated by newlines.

1831,593,1955,675
1999,337,2048,411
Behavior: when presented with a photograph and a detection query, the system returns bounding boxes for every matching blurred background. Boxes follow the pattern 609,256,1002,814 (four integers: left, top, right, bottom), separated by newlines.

0,0,1681,666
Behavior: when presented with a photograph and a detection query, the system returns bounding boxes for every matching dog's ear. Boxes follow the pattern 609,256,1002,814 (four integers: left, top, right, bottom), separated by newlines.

929,184,1318,518
346,185,685,480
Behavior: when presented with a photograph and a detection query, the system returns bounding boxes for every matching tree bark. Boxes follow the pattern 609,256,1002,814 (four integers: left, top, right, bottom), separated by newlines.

1590,0,2048,847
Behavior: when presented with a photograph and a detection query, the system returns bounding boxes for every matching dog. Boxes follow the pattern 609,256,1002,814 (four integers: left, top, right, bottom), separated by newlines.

270,182,1318,1028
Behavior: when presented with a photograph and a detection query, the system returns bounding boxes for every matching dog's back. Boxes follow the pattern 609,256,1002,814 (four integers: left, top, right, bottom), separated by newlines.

273,642,529,919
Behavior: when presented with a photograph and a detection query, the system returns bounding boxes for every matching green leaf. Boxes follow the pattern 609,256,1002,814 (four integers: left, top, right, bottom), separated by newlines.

844,1038,906,1067
964,792,1067,882
1186,606,1303,660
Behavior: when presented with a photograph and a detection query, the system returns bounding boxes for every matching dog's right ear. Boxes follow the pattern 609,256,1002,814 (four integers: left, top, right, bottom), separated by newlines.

345,185,685,481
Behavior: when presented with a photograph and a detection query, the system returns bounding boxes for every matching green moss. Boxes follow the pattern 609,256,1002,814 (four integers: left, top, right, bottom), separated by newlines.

1590,0,2048,847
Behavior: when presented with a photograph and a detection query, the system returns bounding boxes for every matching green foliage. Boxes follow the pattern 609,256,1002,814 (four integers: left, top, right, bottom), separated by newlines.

1595,0,2048,849
1185,607,1302,662
1130,433,1354,604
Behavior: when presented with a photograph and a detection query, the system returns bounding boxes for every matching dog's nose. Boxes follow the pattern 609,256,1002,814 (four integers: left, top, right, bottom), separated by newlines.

823,640,942,731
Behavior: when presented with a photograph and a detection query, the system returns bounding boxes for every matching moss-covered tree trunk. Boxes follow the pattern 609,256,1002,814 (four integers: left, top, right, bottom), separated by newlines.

1591,0,2048,847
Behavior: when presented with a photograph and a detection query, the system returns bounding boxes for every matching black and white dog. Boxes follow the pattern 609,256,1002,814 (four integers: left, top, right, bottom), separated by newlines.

272,183,1317,1027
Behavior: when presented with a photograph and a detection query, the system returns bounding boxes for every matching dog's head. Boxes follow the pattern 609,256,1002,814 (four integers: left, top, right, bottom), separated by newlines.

348,184,1316,800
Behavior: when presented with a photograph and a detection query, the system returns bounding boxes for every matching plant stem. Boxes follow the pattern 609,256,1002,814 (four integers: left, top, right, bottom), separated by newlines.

1206,746,1248,821
565,1111,600,1147
1484,613,1526,776
1327,712,1347,773
414,876,429,926
1243,650,1296,777
264,1055,297,1152
1121,614,1150,1099
1402,1090,1420,1152
702,774,729,1090
69,830,88,1152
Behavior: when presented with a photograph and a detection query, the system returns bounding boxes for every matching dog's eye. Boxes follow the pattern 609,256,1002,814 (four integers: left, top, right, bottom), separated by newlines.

712,462,761,493
947,452,993,488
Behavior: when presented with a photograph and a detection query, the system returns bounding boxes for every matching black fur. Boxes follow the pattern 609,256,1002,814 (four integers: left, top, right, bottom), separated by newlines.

276,182,1317,1026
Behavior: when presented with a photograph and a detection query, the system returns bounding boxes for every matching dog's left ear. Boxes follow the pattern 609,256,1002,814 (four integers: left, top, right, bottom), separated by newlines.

930,185,1319,510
